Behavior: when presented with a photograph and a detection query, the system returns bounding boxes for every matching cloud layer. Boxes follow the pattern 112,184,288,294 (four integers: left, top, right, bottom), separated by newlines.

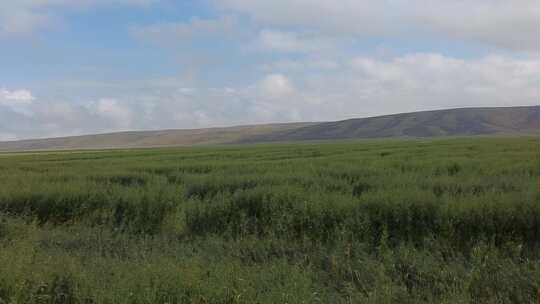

218,0,540,51
2,53,540,140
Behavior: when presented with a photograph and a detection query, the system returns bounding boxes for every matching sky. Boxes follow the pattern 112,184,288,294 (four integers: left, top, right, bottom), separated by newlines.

1,0,540,140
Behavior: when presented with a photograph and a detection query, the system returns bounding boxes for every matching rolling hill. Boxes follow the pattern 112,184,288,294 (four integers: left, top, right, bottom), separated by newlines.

238,106,540,143
1,106,540,151
0,123,314,152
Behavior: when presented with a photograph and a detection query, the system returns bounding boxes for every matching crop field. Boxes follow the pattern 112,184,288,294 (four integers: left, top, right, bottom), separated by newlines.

1,137,540,303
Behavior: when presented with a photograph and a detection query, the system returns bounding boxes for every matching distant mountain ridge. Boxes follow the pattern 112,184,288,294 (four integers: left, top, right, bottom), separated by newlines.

1,106,540,151
238,106,540,143
0,123,314,152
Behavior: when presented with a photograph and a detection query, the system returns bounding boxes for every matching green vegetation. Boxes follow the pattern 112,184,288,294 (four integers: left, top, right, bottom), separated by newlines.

1,137,540,303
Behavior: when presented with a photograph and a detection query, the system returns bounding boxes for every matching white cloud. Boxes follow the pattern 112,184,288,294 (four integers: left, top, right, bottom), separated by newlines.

92,98,135,129
257,30,341,53
0,88,35,116
0,0,157,35
330,53,540,118
131,15,238,43
249,53,540,122
261,59,340,72
217,0,540,51
0,88,35,105
259,74,296,100
0,8,48,34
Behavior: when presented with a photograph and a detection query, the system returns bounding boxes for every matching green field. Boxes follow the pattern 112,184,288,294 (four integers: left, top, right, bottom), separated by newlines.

1,138,540,303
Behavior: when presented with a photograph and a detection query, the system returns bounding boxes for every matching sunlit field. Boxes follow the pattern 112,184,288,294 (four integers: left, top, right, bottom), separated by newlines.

1,137,540,303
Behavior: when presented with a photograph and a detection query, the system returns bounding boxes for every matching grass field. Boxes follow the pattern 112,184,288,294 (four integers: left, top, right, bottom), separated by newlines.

1,137,540,303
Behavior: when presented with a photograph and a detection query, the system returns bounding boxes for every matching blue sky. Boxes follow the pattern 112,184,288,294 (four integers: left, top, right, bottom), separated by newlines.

1,0,540,140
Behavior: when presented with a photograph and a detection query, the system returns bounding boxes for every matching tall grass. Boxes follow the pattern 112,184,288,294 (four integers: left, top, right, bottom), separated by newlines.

1,137,540,303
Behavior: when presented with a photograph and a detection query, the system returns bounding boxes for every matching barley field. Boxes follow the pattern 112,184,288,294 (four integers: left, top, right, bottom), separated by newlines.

1,137,540,303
